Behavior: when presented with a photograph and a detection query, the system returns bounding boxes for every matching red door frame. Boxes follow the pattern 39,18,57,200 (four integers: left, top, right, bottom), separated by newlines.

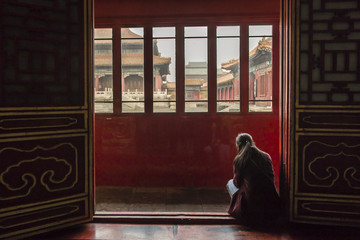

93,1,281,222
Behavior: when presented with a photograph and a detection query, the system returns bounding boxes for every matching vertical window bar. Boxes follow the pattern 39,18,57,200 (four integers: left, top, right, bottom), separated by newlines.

208,24,216,114
240,24,248,113
113,26,121,114
144,26,153,114
176,25,185,115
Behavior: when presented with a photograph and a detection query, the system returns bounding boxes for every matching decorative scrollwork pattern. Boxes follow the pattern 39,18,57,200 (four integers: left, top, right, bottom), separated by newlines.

0,143,78,200
302,141,360,190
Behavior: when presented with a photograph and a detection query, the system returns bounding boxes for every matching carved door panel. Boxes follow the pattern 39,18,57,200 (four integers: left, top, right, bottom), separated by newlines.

0,0,93,239
284,0,360,226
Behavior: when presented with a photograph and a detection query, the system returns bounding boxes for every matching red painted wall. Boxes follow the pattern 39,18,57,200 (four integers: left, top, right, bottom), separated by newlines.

94,0,280,188
95,0,280,20
95,114,280,187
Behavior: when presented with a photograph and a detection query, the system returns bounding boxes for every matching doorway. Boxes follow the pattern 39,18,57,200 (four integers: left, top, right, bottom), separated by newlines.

93,31,280,215
93,1,280,216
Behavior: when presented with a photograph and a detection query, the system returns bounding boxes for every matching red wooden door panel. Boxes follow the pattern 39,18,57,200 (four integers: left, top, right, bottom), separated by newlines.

0,0,93,239
282,0,360,227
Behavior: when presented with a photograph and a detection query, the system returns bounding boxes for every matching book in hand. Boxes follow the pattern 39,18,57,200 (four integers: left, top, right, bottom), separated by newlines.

226,179,239,197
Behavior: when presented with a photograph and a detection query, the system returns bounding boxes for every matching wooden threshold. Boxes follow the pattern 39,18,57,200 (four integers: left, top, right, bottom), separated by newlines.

94,211,237,224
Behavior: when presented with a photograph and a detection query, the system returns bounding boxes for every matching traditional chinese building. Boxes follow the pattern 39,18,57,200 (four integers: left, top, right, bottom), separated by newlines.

219,38,272,106
249,37,272,106
94,39,112,92
219,59,240,101
94,28,171,94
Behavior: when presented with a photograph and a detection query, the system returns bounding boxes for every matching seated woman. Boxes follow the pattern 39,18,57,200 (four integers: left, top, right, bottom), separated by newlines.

227,133,280,226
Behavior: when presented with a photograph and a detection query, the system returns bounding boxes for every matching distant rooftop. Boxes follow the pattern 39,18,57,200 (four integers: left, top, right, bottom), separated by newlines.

221,59,239,70
95,53,170,66
217,73,234,84
121,28,143,38
249,37,272,59
185,78,203,86
185,62,225,76
185,61,207,68
222,37,272,69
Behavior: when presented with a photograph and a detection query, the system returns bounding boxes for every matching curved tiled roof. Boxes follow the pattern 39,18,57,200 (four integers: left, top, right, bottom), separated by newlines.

121,28,143,38
221,59,239,70
185,79,203,86
94,54,111,65
165,79,204,88
249,37,272,59
121,28,144,44
221,37,272,69
217,73,234,84
95,53,171,66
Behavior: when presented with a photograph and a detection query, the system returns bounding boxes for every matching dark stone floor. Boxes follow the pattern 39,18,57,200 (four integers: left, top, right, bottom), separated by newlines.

95,186,230,213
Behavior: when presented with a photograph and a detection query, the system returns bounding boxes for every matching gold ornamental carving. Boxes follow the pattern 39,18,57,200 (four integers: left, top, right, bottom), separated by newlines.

0,117,78,130
302,141,360,189
0,143,78,200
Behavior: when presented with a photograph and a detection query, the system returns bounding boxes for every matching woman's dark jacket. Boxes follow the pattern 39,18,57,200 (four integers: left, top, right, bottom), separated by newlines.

228,147,280,225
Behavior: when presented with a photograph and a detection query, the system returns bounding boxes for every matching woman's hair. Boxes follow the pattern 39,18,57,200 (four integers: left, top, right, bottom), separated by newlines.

233,133,271,180
233,133,275,187
233,133,254,174
235,133,254,152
